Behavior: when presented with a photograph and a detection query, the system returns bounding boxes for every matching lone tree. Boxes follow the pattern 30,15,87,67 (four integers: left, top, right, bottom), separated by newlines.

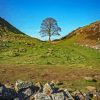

40,17,61,41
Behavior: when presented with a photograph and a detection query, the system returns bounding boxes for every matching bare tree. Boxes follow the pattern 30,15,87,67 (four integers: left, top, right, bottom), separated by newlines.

40,17,61,41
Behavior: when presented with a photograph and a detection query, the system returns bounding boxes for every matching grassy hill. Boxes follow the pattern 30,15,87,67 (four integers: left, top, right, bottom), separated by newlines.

61,21,100,48
0,18,100,90
0,17,42,64
0,17,40,42
0,18,99,66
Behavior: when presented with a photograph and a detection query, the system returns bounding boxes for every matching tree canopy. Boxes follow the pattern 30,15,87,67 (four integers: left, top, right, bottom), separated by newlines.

40,17,61,41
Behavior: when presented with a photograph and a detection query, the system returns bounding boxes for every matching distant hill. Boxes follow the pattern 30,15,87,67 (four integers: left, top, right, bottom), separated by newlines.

0,17,40,43
0,17,41,60
61,21,100,49
0,17,25,35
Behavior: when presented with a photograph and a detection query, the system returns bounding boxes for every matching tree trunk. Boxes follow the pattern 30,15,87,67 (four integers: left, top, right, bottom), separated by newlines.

48,35,51,42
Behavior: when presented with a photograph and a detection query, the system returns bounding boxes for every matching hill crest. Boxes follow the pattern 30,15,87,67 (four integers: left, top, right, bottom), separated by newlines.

0,17,25,36
61,21,100,49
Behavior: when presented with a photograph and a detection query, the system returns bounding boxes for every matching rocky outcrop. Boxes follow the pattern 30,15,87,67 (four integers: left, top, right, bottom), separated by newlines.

15,80,33,92
43,83,54,95
0,80,100,100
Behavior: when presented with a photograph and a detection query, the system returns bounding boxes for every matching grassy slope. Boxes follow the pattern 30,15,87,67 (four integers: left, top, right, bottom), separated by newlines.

0,37,100,90
0,37,100,66
0,18,100,90
61,21,100,47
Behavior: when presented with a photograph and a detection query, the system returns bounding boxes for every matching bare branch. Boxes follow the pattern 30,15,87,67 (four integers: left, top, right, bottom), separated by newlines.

40,17,61,41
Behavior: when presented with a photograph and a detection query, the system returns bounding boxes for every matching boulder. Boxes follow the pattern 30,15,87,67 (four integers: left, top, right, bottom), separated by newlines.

5,83,13,89
72,90,85,100
64,89,74,100
43,83,53,95
0,85,16,99
17,88,33,99
34,93,52,100
51,92,65,100
22,88,33,97
15,80,33,92
35,82,43,92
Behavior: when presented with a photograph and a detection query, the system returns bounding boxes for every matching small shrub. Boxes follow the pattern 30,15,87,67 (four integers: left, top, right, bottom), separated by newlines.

46,61,52,65
4,51,20,57
12,52,20,57
40,55,47,58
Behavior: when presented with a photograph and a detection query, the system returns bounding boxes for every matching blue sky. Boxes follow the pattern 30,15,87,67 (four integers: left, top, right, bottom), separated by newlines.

0,0,100,40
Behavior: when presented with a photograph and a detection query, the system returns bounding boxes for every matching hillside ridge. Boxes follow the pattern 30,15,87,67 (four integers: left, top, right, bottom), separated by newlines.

61,21,100,46
0,17,25,35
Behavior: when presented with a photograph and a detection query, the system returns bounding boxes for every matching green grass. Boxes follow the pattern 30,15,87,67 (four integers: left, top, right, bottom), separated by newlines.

0,36,100,90
0,38,99,66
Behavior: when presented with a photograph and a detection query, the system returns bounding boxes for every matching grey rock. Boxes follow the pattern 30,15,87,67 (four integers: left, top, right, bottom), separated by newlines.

17,88,33,100
15,80,33,92
72,90,85,100
35,82,43,92
64,89,74,100
51,92,65,100
43,83,53,95
34,93,52,100
22,88,33,97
